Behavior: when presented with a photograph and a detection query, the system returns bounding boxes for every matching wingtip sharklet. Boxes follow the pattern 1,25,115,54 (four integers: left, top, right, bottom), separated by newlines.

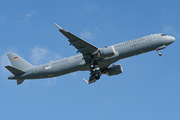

53,23,62,30
82,78,89,84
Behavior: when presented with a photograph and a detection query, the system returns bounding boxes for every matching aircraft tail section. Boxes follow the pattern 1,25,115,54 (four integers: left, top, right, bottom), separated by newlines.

5,66,26,85
6,53,33,85
7,53,33,70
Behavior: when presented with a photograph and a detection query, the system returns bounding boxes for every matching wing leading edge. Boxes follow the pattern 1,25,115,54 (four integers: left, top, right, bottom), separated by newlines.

53,23,98,62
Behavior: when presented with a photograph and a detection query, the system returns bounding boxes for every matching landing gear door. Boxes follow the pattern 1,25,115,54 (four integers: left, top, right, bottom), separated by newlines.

151,34,157,41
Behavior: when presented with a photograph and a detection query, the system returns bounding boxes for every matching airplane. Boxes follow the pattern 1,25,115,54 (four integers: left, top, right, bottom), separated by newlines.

5,23,175,85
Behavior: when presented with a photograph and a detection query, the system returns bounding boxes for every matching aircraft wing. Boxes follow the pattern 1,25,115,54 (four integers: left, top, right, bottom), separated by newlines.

53,23,98,62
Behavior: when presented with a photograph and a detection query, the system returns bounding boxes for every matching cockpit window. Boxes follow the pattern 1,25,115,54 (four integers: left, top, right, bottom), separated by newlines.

161,34,166,36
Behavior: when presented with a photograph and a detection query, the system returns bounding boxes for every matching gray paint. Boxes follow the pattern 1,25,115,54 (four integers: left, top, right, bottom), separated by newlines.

5,24,175,85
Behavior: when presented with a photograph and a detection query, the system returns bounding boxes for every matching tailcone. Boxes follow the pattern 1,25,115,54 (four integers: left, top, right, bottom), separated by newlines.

8,75,16,79
8,75,22,79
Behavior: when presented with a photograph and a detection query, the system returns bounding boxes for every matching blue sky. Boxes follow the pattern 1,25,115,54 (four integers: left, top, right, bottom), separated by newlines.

0,0,180,120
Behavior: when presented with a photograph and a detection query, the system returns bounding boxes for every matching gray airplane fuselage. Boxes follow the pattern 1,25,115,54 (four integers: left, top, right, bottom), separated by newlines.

8,33,175,80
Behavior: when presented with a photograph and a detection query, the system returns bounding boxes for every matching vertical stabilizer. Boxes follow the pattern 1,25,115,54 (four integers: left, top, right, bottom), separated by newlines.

7,53,33,70
17,79,25,85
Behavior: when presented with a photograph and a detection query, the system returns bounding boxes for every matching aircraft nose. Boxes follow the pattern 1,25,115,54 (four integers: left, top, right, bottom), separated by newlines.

163,35,175,45
169,36,176,43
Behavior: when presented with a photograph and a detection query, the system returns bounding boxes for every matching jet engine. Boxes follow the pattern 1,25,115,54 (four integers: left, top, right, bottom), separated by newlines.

95,46,116,58
105,64,123,76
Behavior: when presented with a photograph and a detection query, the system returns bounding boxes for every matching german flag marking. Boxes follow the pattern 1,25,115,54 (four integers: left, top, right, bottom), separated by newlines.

14,57,18,60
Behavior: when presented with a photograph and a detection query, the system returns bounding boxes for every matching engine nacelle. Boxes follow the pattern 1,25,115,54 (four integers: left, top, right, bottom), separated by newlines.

96,46,115,58
106,64,123,76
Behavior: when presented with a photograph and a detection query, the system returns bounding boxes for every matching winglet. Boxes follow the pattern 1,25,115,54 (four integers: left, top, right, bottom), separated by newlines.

53,23,62,30
82,78,89,84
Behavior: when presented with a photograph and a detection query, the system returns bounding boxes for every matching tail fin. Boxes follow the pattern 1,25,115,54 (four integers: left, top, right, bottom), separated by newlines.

17,79,25,85
7,53,33,70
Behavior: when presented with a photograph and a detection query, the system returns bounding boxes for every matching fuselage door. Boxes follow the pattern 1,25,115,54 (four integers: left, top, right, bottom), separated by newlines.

151,34,157,41
70,57,74,63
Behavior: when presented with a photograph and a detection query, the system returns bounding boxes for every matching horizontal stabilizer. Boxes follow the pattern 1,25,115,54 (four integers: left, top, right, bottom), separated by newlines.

17,79,25,85
82,78,89,84
5,66,25,75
